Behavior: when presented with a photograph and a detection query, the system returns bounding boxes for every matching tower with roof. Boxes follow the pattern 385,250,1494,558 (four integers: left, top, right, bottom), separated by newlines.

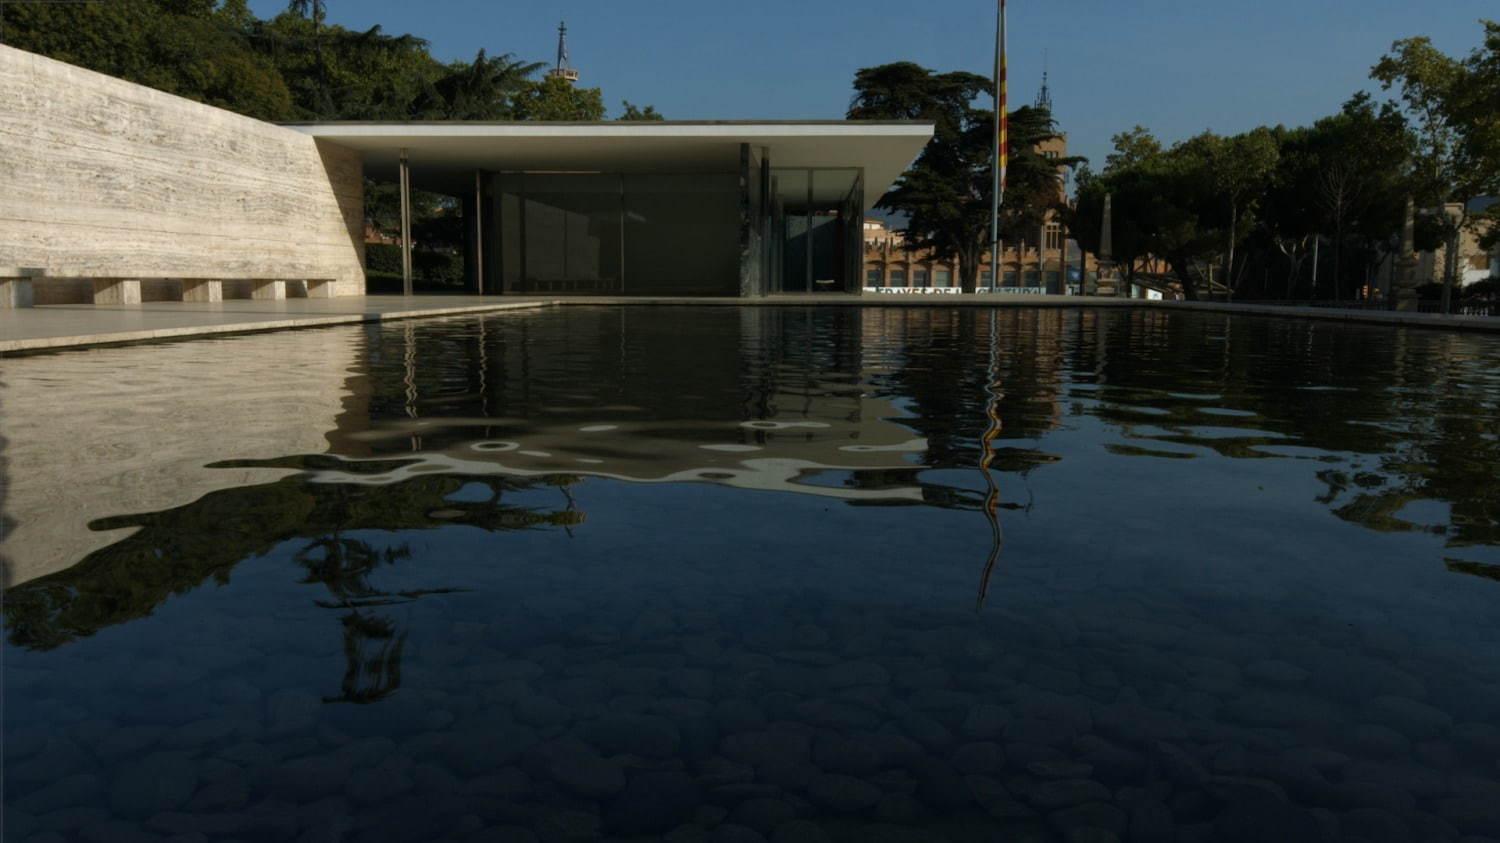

548,21,580,83
1034,51,1052,111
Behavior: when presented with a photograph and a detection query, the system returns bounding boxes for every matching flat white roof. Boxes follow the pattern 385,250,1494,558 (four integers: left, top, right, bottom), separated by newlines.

286,121,933,208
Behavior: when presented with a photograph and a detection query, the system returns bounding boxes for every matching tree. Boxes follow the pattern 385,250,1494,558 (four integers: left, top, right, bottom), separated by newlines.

1077,131,1230,300
284,0,329,112
3,0,297,120
419,50,543,120
254,13,445,120
620,100,664,121
1261,126,1320,297
1373,20,1500,312
513,76,605,121
285,0,325,23
1304,95,1414,300
1105,126,1163,172
848,62,1079,292
1073,128,1218,299
1209,127,1280,294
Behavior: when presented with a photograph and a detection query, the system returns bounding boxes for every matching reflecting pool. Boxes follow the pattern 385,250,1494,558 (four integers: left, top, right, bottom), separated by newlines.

4,307,1499,843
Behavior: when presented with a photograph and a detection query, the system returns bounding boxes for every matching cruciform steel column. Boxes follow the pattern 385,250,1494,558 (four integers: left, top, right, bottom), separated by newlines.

474,170,484,295
399,149,413,296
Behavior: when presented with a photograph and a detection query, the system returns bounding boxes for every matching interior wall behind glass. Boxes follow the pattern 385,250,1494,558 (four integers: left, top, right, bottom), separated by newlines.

774,169,809,293
494,175,522,293
622,174,739,295
521,174,622,291
811,170,857,293
808,216,839,291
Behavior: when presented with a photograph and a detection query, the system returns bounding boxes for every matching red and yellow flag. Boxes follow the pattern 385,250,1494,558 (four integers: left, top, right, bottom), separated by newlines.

997,0,1008,194
989,0,1007,260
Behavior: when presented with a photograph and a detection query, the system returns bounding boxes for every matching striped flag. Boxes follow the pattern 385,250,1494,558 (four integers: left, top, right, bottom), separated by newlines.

989,0,1008,270
997,0,1008,197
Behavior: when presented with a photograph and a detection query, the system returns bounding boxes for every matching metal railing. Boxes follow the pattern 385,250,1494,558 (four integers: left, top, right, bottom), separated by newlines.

1227,299,1500,317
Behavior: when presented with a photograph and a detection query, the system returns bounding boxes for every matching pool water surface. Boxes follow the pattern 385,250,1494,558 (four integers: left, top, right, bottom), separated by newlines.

3,306,1499,843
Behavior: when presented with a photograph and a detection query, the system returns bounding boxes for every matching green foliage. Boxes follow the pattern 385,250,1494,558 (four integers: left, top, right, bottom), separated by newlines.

1371,25,1494,208
620,100,664,120
2,1,627,124
1372,20,1500,306
1071,19,1496,302
365,239,465,290
421,50,544,120
1104,126,1162,172
848,62,1080,291
365,243,403,275
3,0,297,120
514,76,606,121
413,249,464,286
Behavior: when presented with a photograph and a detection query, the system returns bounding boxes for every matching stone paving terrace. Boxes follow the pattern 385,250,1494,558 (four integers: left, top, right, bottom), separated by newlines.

2,295,1497,355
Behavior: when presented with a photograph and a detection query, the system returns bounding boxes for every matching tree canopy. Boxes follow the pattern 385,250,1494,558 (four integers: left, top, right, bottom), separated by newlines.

1,0,660,123
1372,19,1500,307
1072,18,1496,303
513,75,606,121
849,62,1080,292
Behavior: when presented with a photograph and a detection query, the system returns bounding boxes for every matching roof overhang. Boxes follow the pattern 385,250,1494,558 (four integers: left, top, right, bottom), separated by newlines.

284,121,933,209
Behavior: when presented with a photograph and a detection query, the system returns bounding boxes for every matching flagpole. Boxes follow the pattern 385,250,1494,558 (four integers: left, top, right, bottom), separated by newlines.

989,0,1007,292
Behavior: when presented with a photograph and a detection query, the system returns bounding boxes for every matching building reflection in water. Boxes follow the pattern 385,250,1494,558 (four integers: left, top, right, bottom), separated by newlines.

4,308,1070,690
11,305,1492,679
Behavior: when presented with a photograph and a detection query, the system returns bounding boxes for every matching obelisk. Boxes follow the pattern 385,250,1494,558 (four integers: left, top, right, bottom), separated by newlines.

1395,196,1418,312
1095,193,1120,297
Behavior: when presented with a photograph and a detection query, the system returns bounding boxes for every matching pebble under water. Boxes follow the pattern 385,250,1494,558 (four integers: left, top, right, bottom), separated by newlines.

3,306,1500,843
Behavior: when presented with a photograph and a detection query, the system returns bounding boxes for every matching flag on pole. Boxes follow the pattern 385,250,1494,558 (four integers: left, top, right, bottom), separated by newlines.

997,0,1008,198
990,0,1008,270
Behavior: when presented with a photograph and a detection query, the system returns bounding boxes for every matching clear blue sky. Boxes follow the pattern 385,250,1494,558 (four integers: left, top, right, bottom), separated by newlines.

247,0,1494,170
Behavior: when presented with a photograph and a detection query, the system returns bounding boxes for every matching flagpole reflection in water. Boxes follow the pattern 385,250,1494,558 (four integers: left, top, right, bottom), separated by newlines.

976,309,1006,611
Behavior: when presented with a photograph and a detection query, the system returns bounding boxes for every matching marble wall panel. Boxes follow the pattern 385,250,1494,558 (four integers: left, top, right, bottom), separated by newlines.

0,45,365,298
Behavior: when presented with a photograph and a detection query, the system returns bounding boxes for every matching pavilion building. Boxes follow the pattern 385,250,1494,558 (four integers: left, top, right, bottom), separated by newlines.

0,44,932,307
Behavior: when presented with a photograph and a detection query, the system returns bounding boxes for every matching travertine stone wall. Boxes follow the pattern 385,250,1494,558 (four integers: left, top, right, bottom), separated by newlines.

0,45,365,297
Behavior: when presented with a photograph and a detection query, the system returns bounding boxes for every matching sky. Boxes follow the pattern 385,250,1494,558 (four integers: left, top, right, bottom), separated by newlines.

246,0,1495,170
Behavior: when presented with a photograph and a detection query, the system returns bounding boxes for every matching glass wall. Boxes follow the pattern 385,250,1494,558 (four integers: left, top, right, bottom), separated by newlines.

623,174,739,295
481,172,738,295
768,168,862,293
772,169,809,294
522,174,622,291
477,159,863,297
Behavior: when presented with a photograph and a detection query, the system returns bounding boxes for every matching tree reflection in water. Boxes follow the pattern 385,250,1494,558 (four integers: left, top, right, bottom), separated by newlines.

3,468,583,667
332,611,407,705
292,537,427,705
